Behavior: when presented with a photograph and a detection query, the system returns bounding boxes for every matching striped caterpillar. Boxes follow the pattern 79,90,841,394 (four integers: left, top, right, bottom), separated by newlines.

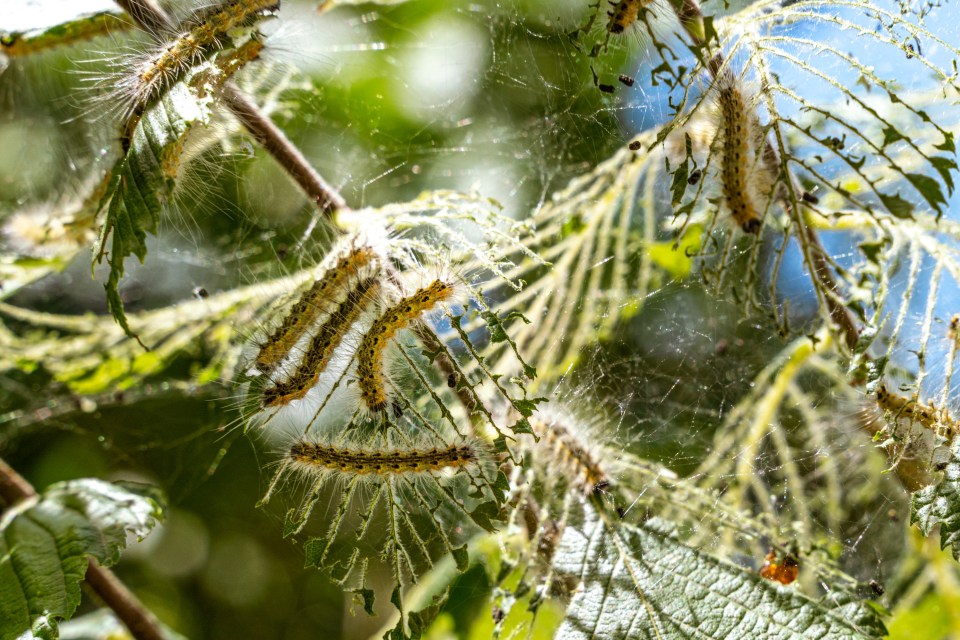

528,409,611,497
607,0,650,34
261,275,381,408
876,382,957,437
254,243,380,375
116,0,279,124
356,279,457,413
716,81,763,234
287,439,481,476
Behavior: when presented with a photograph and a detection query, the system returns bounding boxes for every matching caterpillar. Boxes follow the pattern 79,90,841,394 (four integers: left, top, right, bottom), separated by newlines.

261,275,381,408
356,279,456,413
529,410,610,497
607,0,647,35
287,440,480,476
717,83,763,233
119,0,279,118
876,382,957,437
254,244,379,375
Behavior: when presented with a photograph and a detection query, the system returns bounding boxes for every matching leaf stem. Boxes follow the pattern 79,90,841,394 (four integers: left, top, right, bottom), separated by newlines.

114,0,347,218
0,456,167,640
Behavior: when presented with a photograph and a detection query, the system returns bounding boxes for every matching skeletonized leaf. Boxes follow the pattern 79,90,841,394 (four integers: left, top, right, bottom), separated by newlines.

0,479,164,640
554,504,886,640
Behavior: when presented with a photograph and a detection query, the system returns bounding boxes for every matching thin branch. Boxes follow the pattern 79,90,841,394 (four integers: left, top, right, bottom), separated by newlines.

114,0,347,218
0,456,167,640
668,0,860,349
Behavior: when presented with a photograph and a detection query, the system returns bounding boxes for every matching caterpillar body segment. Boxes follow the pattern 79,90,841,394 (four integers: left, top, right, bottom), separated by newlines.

876,382,957,437
717,83,763,234
121,0,279,118
607,0,647,34
356,279,457,413
254,244,380,375
287,440,481,476
261,275,382,408
529,410,611,497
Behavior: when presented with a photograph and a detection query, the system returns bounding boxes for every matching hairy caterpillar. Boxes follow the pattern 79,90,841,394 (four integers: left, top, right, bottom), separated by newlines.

607,0,648,34
875,382,956,436
287,440,480,476
117,0,279,120
254,244,380,375
356,279,456,413
261,275,381,408
528,409,610,497
717,82,763,233
0,11,130,58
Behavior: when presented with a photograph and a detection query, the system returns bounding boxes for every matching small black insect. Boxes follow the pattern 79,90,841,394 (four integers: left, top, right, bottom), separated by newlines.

598,83,616,94
628,140,642,151
687,168,702,185
618,74,635,87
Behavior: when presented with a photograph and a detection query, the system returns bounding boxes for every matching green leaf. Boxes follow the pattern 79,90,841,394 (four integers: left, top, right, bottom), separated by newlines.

905,173,947,213
95,85,209,346
647,224,702,279
881,126,904,148
912,438,960,560
935,131,955,154
0,480,164,640
878,192,914,219
553,505,885,639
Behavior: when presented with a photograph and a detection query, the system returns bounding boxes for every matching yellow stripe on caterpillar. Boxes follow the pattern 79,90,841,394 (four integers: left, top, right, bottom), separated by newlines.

261,276,380,408
255,244,379,374
288,440,480,475
717,84,762,234
356,279,456,413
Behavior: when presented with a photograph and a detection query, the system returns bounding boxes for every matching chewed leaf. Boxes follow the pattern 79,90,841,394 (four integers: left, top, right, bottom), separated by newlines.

95,83,210,346
912,438,960,560
554,504,886,640
0,479,164,640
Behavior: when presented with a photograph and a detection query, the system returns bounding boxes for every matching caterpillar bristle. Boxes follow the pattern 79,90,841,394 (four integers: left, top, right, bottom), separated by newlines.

356,278,457,414
716,80,763,234
253,242,380,375
287,440,481,476
261,275,381,408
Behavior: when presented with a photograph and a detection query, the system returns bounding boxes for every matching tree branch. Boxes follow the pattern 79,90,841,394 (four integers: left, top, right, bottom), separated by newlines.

114,0,347,218
0,456,167,640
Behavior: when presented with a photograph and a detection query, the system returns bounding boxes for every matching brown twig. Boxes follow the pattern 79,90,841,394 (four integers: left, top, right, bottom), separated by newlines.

668,0,860,349
114,0,347,219
0,456,166,640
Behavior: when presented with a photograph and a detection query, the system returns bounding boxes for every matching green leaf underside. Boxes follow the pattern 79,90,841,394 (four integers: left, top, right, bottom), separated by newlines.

912,438,960,560
553,506,884,640
97,84,207,345
0,480,164,640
